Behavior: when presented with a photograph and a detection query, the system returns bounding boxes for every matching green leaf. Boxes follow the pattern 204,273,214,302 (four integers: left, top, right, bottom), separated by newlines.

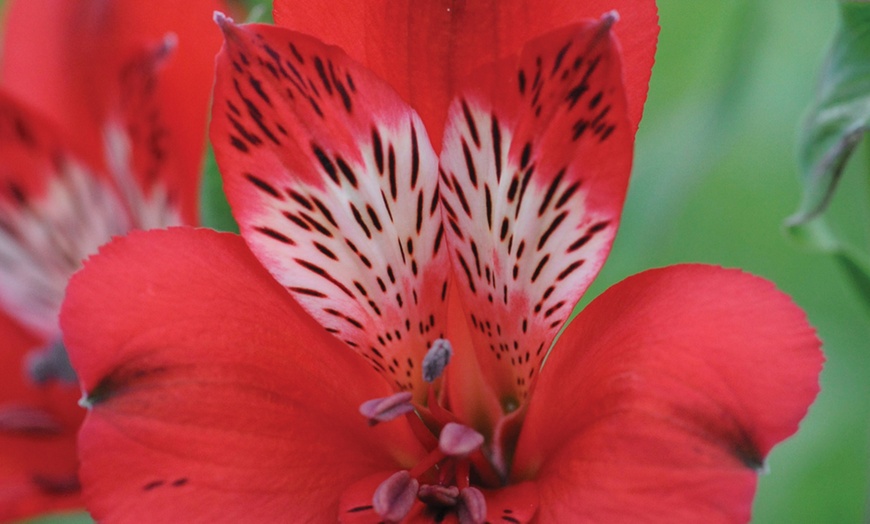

789,1,870,226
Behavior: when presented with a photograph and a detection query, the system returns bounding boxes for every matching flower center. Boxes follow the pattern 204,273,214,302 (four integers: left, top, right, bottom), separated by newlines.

359,339,497,523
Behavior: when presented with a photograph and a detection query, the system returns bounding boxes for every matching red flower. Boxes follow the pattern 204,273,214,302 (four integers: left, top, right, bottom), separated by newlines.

0,1,224,520
61,3,822,522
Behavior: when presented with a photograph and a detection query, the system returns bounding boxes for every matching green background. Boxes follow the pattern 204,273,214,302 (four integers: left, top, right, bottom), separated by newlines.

12,0,870,522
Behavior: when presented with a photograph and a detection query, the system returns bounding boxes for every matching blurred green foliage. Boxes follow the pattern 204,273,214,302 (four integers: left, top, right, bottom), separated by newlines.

16,0,870,522
791,2,870,226
584,1,870,522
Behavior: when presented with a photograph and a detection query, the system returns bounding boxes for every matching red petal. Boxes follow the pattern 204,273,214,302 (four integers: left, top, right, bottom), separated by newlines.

273,0,658,149
102,36,193,228
211,19,450,399
439,18,633,407
60,228,424,521
1,0,225,223
0,313,83,521
512,265,822,522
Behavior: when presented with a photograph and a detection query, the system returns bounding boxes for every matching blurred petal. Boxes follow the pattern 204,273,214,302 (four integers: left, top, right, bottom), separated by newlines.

513,265,822,522
61,228,424,522
211,19,450,399
274,0,658,148
0,91,130,338
0,312,82,521
1,0,226,222
439,16,633,407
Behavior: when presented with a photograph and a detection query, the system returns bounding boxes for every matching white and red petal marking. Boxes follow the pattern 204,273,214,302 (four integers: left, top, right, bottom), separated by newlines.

0,99,122,337
439,15,634,406
211,17,449,396
0,40,184,339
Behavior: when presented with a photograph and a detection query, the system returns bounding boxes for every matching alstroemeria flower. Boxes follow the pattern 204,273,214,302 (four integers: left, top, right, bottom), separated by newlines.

61,4,822,523
0,1,224,519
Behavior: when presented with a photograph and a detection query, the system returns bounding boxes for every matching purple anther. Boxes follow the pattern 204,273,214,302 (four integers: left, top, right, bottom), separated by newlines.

26,339,78,385
438,422,485,457
359,391,414,426
422,338,453,382
418,484,460,507
457,487,487,524
373,470,419,522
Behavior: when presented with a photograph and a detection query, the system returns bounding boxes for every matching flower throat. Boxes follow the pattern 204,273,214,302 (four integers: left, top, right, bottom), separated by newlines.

358,339,505,523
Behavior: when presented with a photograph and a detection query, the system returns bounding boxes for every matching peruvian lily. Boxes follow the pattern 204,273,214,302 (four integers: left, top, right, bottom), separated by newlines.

61,3,822,523
0,0,224,519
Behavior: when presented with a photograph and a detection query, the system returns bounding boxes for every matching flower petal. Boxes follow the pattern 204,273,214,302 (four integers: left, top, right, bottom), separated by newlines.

273,0,658,149
439,17,633,407
211,19,450,398
0,313,82,521
101,36,189,229
512,265,823,522
0,92,136,338
1,0,225,221
60,228,425,521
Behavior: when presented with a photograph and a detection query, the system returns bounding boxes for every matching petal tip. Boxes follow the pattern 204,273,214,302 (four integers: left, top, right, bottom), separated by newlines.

160,32,179,55
213,11,234,31
601,10,620,28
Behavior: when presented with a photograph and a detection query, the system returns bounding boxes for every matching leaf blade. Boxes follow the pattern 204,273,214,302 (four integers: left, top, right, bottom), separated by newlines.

790,1,870,225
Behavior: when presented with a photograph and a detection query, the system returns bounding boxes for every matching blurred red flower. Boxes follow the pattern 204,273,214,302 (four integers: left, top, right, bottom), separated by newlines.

0,1,225,519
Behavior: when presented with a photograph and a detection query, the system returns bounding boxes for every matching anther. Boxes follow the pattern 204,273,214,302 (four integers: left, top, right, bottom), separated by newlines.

26,339,78,385
418,484,460,507
439,422,485,457
373,470,419,522
422,338,453,382
457,487,487,524
359,391,414,425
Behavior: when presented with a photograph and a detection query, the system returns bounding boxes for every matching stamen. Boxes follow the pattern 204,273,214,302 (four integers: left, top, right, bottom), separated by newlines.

373,470,419,522
359,391,414,425
25,339,78,385
439,422,484,457
457,487,487,524
422,338,453,382
418,484,460,506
